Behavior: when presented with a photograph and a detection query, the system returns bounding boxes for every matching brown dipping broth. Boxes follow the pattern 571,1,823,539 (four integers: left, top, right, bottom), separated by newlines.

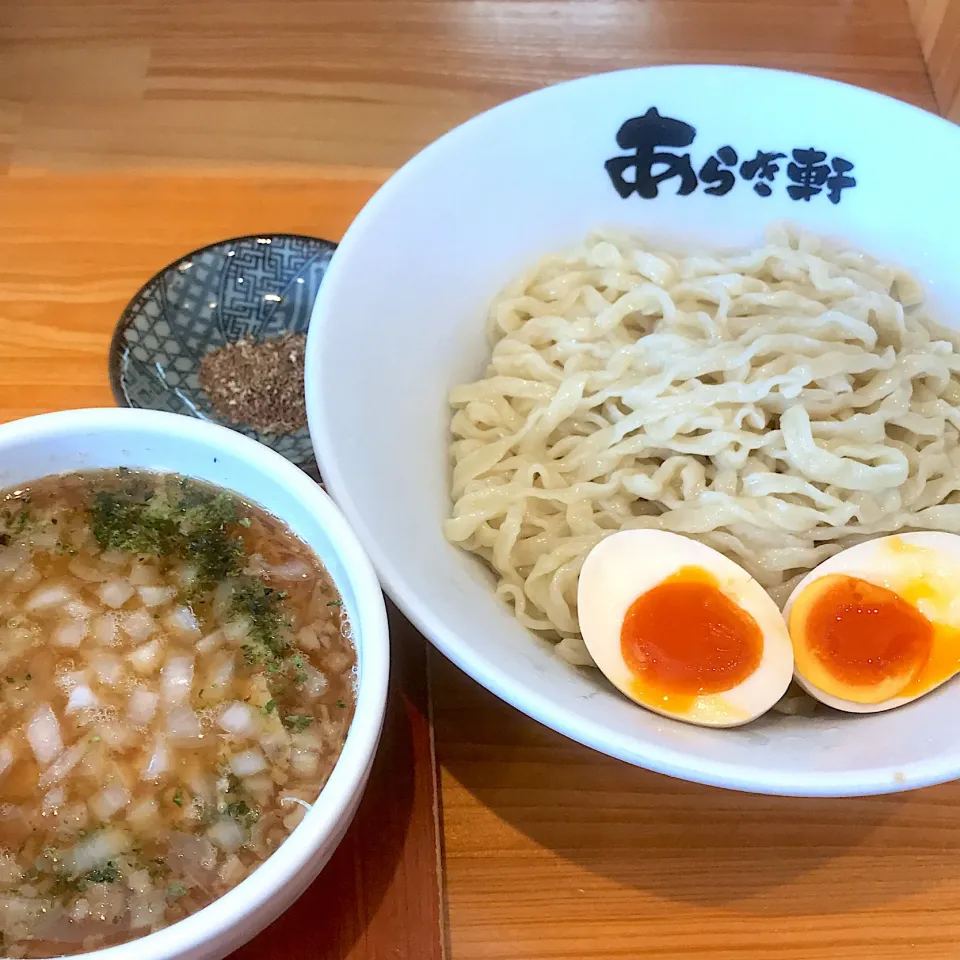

0,470,356,957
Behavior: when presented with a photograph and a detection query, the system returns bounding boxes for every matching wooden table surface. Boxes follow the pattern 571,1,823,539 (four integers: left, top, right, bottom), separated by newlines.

2,2,960,959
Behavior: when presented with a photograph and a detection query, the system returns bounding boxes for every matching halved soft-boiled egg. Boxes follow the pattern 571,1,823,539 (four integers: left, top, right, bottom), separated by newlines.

577,530,794,727
785,532,960,713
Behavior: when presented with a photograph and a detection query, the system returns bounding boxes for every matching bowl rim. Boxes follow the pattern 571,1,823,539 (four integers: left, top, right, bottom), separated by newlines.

0,407,389,959
307,64,960,798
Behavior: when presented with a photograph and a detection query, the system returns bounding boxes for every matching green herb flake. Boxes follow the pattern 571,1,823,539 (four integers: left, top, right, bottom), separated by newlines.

336,698,346,709
90,480,244,586
225,800,260,829
172,788,184,807
89,735,101,744
90,490,177,556
238,517,252,528
179,491,245,583
233,580,289,669
326,599,342,608
24,674,31,682
289,652,307,685
282,715,313,733
167,881,188,899
262,699,276,715
84,861,120,884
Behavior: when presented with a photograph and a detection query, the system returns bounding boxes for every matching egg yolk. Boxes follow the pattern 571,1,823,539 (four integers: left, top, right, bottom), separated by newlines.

620,566,763,702
790,574,933,703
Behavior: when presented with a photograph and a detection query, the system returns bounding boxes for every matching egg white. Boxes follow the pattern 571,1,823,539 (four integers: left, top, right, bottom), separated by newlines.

577,529,794,728
783,532,960,714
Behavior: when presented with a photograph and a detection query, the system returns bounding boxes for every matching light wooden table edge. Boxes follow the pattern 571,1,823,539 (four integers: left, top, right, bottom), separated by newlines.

2,163,395,183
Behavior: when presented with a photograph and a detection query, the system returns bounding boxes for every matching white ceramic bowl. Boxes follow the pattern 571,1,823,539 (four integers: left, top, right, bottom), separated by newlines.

306,65,960,797
0,408,389,960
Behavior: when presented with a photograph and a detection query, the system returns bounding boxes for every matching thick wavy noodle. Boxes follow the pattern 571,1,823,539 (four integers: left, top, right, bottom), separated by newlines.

446,223,960,668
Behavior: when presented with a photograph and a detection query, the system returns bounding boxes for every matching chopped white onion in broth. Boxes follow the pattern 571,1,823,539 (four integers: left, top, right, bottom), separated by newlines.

137,586,174,607
66,555,109,583
53,620,87,649
206,819,245,852
128,562,159,587
229,749,267,777
98,580,134,609
64,829,130,876
96,722,133,749
196,630,222,655
89,785,131,822
301,664,329,699
27,705,63,766
65,684,98,714
218,702,258,737
93,654,124,686
25,584,73,613
0,468,356,957
120,608,155,641
63,599,93,621
0,545,28,575
128,639,161,674
161,656,194,704
126,798,159,831
38,743,87,788
127,687,159,726
165,705,203,741
164,606,200,637
93,612,118,646
141,735,169,781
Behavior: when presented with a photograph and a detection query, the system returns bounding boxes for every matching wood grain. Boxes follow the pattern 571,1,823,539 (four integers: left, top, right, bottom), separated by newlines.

433,654,960,960
908,0,960,119
0,173,383,421
0,171,443,960
0,0,938,173
0,4,953,960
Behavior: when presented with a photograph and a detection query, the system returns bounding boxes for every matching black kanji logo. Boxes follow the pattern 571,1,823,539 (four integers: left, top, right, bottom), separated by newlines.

605,107,698,199
739,150,787,197
826,157,856,205
699,146,738,197
786,148,830,201
605,111,857,204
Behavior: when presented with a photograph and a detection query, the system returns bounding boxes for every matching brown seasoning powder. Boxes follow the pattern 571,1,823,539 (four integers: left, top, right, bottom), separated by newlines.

198,333,308,434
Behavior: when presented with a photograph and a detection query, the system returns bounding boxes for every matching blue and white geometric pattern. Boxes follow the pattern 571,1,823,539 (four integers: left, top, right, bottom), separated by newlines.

109,234,336,468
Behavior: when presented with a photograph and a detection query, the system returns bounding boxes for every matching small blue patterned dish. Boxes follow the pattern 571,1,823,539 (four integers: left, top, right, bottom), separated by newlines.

109,233,336,469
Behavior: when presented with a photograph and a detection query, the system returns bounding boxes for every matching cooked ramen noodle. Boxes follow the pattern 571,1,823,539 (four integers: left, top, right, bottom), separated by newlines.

446,223,960,668
0,471,355,957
